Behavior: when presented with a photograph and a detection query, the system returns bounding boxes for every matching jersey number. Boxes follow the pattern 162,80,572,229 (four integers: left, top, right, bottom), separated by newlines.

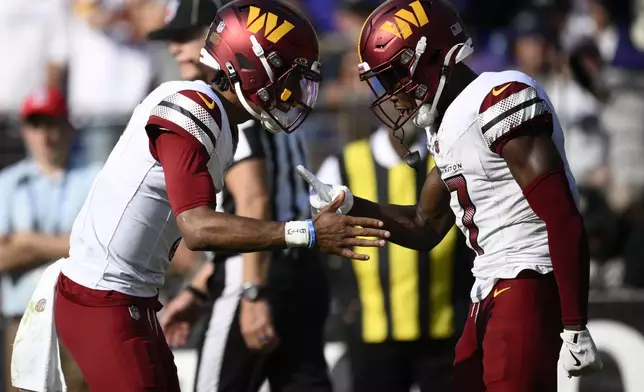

444,174,484,255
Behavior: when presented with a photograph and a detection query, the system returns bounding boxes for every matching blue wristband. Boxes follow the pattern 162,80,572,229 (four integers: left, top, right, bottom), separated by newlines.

306,219,316,248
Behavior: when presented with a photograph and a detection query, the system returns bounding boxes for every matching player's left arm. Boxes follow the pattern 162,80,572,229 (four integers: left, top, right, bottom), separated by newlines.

482,81,589,329
501,124,589,330
479,81,590,330
500,115,603,377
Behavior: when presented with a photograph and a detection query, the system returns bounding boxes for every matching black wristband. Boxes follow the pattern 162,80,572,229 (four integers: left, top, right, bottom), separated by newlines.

186,286,208,302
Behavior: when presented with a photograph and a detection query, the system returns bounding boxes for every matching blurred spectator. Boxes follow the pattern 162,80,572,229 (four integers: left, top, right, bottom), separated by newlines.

507,9,610,188
546,40,610,188
302,0,377,168
508,10,558,83
68,0,165,164
466,31,510,74
296,0,382,35
321,0,377,97
461,0,571,30
579,187,623,289
569,0,644,211
0,0,69,169
0,87,101,392
633,0,644,50
0,0,68,111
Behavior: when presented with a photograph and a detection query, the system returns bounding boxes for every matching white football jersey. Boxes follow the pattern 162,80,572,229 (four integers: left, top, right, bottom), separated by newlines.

427,71,579,303
62,80,234,297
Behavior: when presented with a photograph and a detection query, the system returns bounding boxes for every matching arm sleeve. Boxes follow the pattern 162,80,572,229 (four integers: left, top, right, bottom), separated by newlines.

148,128,217,216
523,169,590,326
478,82,554,154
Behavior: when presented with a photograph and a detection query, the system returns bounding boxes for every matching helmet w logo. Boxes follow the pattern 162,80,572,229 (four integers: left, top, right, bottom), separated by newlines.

379,0,429,39
247,6,295,43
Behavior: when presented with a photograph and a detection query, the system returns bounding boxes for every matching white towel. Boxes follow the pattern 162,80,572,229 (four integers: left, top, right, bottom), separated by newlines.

11,260,67,392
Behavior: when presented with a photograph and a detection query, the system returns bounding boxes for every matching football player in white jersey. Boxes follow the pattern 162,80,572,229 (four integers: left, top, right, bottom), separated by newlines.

52,1,389,391
297,1,603,391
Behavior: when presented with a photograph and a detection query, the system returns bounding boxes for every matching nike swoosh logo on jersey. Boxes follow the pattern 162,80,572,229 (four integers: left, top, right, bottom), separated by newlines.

493,287,511,297
196,92,216,110
569,350,582,366
492,83,512,97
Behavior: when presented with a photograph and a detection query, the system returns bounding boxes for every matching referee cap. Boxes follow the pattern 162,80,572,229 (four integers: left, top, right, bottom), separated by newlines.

148,0,226,41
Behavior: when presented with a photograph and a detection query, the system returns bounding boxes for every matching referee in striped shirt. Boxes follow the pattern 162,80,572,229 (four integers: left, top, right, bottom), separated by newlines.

149,1,331,391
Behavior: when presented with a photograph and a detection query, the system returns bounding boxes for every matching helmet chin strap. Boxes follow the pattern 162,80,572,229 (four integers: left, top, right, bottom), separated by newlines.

203,38,285,133
233,79,283,133
412,38,475,141
229,63,283,134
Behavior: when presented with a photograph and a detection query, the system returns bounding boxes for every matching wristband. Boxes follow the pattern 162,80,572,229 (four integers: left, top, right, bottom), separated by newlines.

186,286,208,302
284,220,310,248
306,219,316,248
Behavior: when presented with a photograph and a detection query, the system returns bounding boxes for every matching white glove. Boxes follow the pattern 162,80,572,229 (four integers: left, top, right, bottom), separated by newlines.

560,328,603,378
296,165,354,215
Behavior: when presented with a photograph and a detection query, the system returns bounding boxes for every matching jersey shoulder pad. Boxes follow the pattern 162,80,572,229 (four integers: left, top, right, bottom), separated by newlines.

477,80,552,151
147,87,224,157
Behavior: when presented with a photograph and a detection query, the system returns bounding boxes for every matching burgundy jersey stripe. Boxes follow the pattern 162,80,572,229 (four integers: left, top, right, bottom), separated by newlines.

479,82,531,114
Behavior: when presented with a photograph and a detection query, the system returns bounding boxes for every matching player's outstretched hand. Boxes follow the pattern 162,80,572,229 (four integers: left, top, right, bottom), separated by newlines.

312,191,389,260
560,328,603,378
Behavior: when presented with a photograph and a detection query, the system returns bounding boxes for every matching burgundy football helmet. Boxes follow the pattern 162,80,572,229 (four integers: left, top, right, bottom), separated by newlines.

357,0,474,132
200,0,321,133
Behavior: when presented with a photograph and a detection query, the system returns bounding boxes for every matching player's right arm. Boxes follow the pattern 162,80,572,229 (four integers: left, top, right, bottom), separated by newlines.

300,165,454,252
146,90,388,261
349,167,455,251
177,200,388,259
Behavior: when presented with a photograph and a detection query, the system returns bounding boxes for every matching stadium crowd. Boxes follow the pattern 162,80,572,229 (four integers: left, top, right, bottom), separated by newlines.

1,0,644,391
